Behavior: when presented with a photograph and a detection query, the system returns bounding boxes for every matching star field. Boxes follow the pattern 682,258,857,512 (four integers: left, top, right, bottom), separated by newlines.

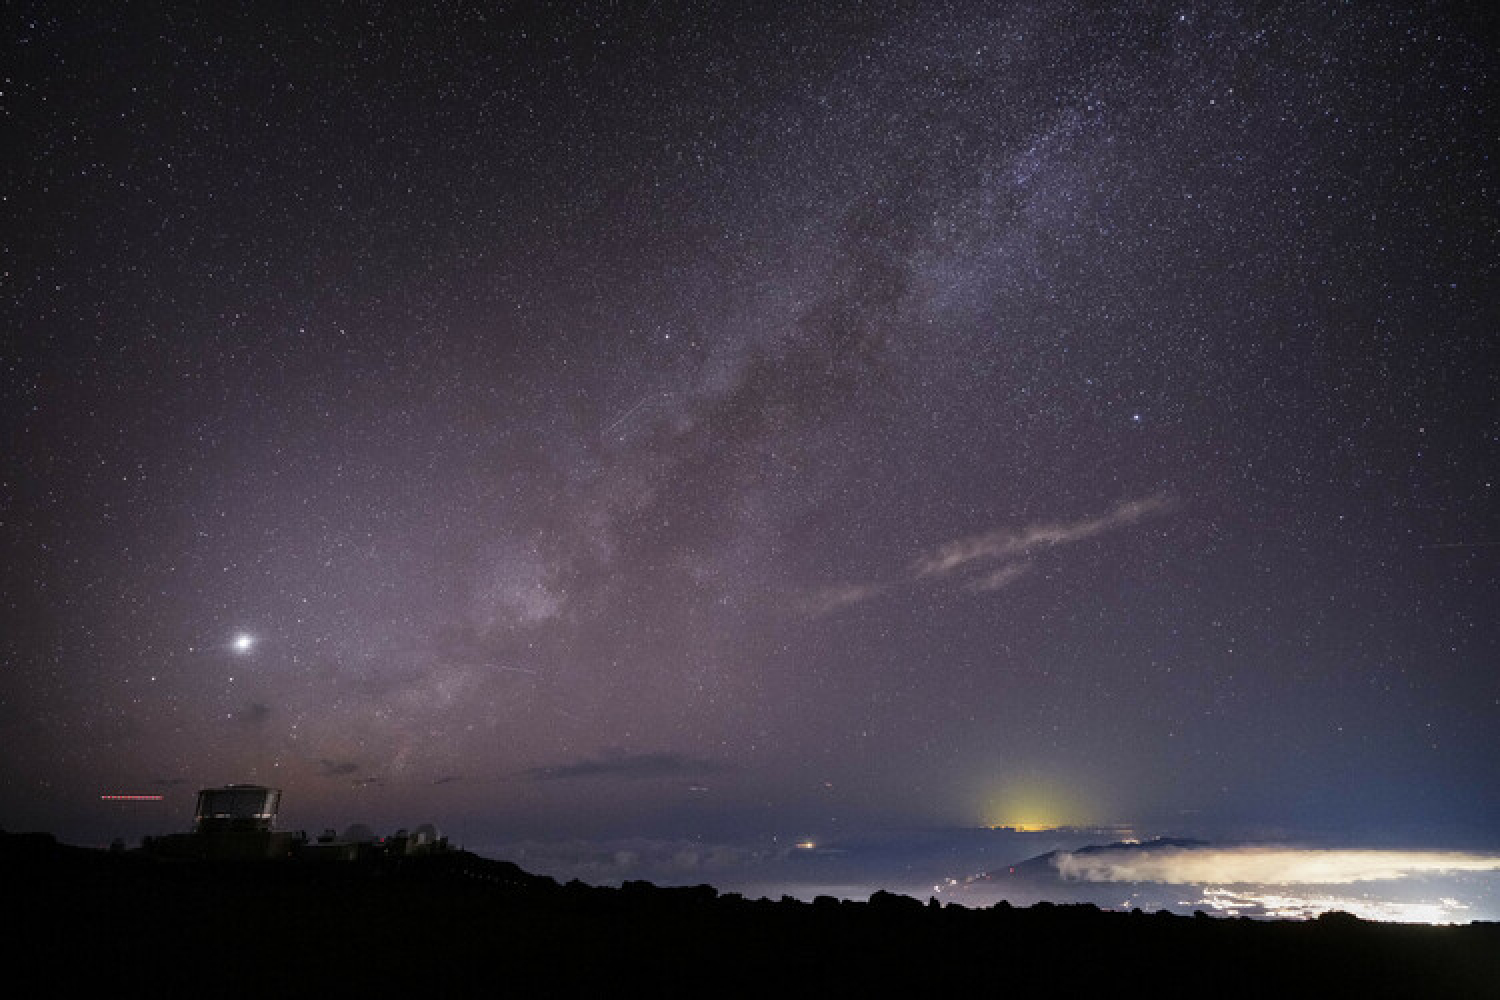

2,2,1495,848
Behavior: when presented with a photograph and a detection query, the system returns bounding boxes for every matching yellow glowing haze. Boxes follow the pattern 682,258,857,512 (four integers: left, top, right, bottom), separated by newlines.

979,776,1107,832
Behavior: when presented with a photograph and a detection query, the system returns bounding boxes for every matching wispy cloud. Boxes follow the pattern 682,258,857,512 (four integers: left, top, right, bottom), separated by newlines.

235,701,272,728
318,758,360,777
521,751,729,783
913,494,1174,578
801,495,1173,614
1052,846,1500,885
798,582,887,617
967,561,1033,592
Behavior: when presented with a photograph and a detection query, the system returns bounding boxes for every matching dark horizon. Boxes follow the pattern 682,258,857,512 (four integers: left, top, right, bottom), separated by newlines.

15,816,1500,926
10,832,1498,995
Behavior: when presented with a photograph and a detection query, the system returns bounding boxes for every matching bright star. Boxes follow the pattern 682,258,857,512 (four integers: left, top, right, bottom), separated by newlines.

232,634,255,654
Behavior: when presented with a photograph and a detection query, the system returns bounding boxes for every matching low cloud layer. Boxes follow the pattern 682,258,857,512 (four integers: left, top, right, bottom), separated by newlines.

482,837,785,883
1052,846,1500,886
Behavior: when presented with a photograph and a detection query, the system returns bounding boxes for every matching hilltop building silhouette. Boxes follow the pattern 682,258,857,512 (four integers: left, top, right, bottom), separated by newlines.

141,784,447,861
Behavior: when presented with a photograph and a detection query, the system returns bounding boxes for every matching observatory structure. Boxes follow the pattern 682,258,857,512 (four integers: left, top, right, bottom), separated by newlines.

142,784,448,861
194,784,281,834
144,783,296,860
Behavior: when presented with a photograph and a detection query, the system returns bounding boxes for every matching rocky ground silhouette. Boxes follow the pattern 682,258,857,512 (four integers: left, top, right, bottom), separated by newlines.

5,831,1497,997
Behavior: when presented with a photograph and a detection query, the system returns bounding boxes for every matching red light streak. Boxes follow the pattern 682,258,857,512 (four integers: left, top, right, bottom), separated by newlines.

99,794,164,801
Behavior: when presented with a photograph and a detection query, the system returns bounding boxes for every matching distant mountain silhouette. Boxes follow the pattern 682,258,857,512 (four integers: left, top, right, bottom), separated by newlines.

979,836,1211,883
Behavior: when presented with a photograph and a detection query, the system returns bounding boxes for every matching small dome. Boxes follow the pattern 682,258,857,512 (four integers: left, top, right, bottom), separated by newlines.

341,823,376,844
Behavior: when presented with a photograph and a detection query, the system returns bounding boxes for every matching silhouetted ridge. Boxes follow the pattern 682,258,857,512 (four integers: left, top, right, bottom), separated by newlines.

4,832,1496,997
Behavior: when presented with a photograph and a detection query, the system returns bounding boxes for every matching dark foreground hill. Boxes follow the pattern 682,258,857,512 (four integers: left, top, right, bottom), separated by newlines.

4,832,1497,998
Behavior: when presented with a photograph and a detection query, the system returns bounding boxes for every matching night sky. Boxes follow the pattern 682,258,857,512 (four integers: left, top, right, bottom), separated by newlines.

3,3,1496,852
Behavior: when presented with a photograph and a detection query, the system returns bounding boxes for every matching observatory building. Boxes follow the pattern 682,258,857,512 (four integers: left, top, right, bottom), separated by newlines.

144,783,298,860
142,784,449,861
194,784,281,834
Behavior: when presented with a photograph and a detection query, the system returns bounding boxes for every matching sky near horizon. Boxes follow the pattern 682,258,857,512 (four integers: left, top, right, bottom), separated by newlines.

3,2,1495,850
